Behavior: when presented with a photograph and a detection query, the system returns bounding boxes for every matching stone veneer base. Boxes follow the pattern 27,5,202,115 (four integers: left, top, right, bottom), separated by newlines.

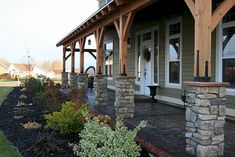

70,73,78,88
114,76,135,118
61,72,69,88
78,73,88,98
184,81,229,157
94,75,107,106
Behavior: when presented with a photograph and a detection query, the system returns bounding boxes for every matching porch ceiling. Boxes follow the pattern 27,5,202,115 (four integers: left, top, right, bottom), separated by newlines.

56,0,155,47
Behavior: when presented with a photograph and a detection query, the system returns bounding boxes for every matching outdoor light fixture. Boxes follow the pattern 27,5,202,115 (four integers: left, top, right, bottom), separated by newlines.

88,39,91,45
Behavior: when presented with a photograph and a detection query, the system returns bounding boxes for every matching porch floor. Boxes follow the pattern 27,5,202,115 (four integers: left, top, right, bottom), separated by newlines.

88,89,235,157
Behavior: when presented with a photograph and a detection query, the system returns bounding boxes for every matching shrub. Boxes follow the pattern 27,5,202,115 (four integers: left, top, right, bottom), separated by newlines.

33,91,48,106
44,101,89,134
23,77,44,95
70,117,147,157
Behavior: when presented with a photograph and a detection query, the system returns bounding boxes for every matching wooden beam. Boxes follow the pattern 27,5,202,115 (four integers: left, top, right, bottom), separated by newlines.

91,17,96,23
108,4,117,12
63,48,66,72
65,48,96,53
94,27,105,74
211,0,235,31
70,43,76,73
60,0,152,47
194,0,212,78
114,12,135,76
87,51,97,60
115,0,128,6
78,37,86,73
65,53,71,61
101,8,109,16
95,13,102,20
184,0,195,19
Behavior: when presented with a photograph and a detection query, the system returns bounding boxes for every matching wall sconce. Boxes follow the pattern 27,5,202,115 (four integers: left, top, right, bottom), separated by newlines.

88,39,91,45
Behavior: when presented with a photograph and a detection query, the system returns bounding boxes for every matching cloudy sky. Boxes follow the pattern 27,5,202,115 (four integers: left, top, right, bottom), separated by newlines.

0,0,98,70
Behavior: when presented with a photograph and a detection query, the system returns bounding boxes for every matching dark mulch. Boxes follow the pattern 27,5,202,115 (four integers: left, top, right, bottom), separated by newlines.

0,87,152,157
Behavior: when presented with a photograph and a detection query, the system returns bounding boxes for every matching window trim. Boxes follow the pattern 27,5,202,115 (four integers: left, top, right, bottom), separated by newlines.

165,17,182,89
216,20,235,95
104,40,114,78
135,26,159,86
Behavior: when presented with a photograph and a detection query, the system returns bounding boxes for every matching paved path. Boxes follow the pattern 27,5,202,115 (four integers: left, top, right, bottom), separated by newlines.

0,81,19,87
88,89,235,157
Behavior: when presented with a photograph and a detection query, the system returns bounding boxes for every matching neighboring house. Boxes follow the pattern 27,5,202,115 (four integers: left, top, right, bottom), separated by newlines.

31,66,46,77
0,60,10,74
8,63,34,78
56,0,235,117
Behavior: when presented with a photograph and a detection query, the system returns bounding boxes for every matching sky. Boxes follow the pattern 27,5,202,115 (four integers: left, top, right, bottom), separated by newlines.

0,0,98,70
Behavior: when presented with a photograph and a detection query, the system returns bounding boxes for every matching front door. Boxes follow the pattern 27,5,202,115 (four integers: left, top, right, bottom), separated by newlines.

140,42,152,95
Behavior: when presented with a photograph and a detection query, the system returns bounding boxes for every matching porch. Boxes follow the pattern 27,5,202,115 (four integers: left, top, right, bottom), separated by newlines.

88,88,235,157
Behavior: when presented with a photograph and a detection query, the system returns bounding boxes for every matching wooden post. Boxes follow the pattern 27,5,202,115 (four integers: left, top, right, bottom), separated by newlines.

184,0,235,81
70,43,76,73
94,27,105,74
78,37,86,73
63,47,66,72
114,12,135,76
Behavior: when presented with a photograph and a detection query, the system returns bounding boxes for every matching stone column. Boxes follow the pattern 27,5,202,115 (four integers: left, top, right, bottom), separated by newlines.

115,76,135,118
61,72,69,88
184,82,229,157
78,73,88,98
94,75,107,106
70,73,78,88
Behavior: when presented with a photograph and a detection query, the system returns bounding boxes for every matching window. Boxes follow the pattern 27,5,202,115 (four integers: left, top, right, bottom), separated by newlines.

137,35,141,82
105,41,113,77
154,30,159,83
166,20,182,87
219,7,235,89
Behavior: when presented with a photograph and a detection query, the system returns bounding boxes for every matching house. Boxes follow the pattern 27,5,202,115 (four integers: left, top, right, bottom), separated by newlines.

0,59,10,74
8,63,34,78
57,0,235,156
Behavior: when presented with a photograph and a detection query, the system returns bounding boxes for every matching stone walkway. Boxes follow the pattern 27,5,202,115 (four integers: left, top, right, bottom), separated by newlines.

88,89,235,157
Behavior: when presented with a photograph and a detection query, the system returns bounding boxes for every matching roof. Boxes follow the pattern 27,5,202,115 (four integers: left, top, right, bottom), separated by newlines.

13,64,34,72
56,0,117,47
0,59,10,69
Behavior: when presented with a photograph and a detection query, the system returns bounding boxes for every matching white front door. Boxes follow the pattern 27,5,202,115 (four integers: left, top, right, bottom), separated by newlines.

140,43,152,95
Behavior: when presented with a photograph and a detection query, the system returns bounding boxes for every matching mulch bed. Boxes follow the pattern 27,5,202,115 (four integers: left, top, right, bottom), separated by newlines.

0,87,154,157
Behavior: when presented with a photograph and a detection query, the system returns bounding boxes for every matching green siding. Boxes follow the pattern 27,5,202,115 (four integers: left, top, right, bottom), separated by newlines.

103,14,235,110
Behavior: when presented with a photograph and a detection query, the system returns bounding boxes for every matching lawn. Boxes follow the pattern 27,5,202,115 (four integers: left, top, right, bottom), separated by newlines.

0,87,13,104
0,87,21,157
0,131,21,157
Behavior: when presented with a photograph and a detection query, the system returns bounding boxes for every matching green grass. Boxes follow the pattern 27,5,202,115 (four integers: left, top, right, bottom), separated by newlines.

0,131,21,157
0,88,21,157
0,87,13,104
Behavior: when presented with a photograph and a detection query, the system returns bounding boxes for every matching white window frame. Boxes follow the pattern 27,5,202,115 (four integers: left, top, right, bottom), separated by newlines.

216,20,235,96
135,26,159,86
104,40,114,80
165,17,182,89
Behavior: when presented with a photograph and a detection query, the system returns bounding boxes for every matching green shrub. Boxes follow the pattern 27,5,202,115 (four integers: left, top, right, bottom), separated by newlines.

70,117,147,157
44,101,89,134
23,77,44,95
33,91,48,106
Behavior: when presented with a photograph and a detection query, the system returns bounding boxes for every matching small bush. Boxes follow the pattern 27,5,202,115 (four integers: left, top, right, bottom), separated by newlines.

23,77,44,96
44,101,89,134
22,121,41,129
70,117,147,157
33,91,48,106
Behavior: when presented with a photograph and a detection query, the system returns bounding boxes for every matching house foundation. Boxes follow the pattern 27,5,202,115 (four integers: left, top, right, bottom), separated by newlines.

184,82,229,157
114,76,135,118
78,73,88,98
70,73,78,87
94,75,107,106
61,72,69,88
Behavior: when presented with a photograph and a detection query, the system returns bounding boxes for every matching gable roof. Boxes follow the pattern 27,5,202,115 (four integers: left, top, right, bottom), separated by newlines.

13,64,34,72
0,59,10,70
